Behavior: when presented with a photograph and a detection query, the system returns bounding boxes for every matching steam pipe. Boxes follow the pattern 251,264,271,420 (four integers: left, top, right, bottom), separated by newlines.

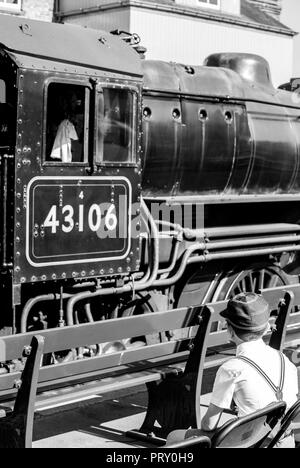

188,245,300,264
155,234,300,280
207,235,300,250
84,303,94,323
151,243,206,288
66,199,160,326
21,293,73,334
158,240,181,275
150,244,300,290
66,230,300,325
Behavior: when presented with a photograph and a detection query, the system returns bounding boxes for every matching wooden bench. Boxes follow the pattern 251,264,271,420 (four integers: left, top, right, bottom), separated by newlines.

0,335,44,448
127,289,295,444
0,285,297,447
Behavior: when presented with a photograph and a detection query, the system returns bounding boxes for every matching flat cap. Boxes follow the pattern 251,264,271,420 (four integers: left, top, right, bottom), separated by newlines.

220,292,270,332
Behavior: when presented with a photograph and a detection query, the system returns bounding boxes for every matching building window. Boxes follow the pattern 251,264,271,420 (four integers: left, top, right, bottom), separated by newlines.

0,0,21,11
198,0,220,9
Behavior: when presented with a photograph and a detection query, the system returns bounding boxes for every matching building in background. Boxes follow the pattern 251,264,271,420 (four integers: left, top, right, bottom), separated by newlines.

0,1,295,86
56,0,295,87
281,0,300,78
0,0,55,21
248,0,282,18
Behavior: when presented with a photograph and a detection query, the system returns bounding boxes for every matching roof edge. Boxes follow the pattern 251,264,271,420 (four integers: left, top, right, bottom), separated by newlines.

57,0,297,37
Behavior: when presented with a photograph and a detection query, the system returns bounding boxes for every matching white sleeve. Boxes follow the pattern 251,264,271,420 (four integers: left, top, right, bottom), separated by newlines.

210,362,240,410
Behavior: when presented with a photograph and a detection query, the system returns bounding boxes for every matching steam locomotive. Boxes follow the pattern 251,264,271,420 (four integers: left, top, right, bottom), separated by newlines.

0,15,300,361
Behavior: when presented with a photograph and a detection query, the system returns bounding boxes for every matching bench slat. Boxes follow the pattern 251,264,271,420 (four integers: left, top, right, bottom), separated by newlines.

0,349,191,396
0,307,201,361
262,284,300,309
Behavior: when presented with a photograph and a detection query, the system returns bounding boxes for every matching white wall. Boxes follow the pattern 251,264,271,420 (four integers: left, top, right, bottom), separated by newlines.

153,1,241,16
130,7,293,86
61,9,131,33
61,2,293,86
281,0,300,77
59,0,113,12
221,0,241,16
60,0,240,16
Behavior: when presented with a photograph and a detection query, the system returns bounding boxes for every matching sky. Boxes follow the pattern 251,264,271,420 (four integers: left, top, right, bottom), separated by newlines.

281,0,300,76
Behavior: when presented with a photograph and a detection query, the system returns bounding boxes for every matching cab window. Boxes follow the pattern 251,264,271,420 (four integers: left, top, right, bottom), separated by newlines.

0,79,5,103
45,82,89,164
0,78,12,150
96,88,136,164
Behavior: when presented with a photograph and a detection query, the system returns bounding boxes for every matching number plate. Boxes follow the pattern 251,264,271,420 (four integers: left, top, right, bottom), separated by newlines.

26,177,132,267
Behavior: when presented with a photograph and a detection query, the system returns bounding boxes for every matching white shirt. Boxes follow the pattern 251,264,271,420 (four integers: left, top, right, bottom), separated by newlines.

211,340,299,417
50,119,78,163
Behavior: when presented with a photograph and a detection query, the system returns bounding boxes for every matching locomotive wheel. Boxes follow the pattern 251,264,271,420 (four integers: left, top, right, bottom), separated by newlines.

119,292,165,347
211,264,292,302
207,264,293,334
174,263,292,338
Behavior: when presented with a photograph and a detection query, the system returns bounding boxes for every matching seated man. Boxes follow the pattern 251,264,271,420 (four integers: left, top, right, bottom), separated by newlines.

168,293,299,448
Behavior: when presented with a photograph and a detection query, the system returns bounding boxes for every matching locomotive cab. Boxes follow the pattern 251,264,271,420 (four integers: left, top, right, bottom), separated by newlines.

0,70,16,154
0,15,144,335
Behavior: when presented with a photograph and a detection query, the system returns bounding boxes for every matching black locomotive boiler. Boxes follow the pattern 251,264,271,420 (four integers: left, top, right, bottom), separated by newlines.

0,15,299,372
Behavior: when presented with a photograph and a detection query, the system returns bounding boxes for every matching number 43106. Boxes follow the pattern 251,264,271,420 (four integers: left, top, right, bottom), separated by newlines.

43,204,118,234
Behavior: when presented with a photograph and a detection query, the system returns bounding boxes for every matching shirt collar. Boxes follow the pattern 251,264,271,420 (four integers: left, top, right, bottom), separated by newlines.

236,339,266,356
